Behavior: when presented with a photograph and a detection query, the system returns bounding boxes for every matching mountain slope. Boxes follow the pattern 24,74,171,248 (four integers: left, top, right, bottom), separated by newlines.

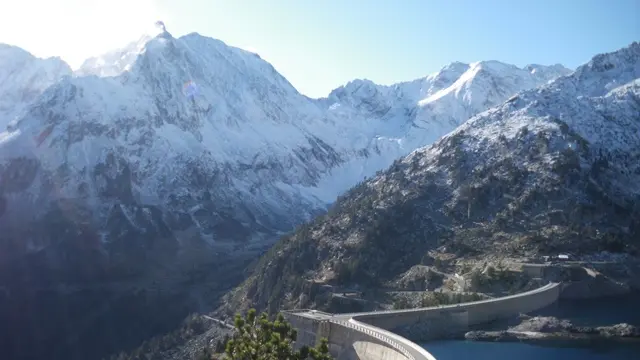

223,42,640,315
0,30,349,360
0,30,342,251
0,44,72,129
0,28,574,360
0,30,573,268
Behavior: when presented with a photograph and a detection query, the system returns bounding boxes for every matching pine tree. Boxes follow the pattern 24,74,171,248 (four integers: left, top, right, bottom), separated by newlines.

225,309,333,360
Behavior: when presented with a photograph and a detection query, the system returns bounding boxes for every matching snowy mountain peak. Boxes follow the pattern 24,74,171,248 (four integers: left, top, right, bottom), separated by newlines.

76,21,185,79
525,63,573,84
429,61,470,80
419,62,471,95
77,30,298,99
470,59,519,73
446,42,640,161
328,79,384,102
0,44,72,129
76,29,178,78
0,44,66,66
414,59,568,110
572,41,640,96
0,44,71,83
525,63,570,74
326,59,570,116
584,41,639,73
437,61,470,73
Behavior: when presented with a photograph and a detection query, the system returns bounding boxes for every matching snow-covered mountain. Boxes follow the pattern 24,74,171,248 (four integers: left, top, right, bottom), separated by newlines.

0,26,632,360
315,60,571,190
0,29,572,268
75,34,155,77
0,44,72,129
224,42,640,315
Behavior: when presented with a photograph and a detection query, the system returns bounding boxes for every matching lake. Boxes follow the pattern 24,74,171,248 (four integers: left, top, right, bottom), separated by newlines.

421,292,640,360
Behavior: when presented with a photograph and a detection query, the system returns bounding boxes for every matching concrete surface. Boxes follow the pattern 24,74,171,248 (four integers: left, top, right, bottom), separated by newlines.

284,282,562,360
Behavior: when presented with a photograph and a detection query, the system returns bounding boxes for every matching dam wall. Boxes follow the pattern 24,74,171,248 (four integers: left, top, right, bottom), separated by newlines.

283,282,562,359
349,282,561,340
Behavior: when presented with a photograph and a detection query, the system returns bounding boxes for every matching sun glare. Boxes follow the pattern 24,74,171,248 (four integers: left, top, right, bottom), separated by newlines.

0,0,169,68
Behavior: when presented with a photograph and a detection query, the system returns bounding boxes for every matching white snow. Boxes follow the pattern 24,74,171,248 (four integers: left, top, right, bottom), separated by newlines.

0,44,72,129
76,34,154,78
398,42,640,197
4,32,631,236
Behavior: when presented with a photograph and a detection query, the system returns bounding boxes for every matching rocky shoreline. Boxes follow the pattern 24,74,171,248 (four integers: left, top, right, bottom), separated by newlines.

465,316,640,344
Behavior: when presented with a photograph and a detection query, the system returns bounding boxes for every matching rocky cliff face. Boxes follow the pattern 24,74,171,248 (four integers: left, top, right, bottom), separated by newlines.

223,42,640,316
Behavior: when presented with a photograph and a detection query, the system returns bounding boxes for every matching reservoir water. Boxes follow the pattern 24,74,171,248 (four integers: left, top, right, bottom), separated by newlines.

421,292,640,360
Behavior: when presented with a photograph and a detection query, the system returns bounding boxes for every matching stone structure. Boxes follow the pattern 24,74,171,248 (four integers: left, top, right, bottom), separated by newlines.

284,310,433,360
284,282,562,360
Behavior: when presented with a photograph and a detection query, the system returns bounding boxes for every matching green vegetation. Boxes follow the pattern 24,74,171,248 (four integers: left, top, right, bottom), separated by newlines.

392,291,484,310
223,309,333,360
468,264,524,293
392,296,412,310
421,292,483,307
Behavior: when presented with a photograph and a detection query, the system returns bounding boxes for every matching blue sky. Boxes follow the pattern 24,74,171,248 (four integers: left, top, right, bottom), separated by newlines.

1,0,638,98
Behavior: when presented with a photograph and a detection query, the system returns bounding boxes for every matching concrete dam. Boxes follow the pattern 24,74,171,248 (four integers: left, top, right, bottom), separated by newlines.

283,282,562,360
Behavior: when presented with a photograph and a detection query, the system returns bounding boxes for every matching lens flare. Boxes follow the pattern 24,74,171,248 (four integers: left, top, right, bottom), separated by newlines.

183,80,198,99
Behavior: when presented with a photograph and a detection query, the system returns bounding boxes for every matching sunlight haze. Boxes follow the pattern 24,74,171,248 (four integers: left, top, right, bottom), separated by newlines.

1,0,638,97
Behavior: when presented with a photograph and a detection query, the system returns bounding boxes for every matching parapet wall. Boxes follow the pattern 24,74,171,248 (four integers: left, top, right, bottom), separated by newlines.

326,320,413,360
284,313,413,360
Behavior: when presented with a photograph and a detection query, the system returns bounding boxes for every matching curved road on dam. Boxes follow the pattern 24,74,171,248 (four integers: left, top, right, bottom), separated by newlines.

336,281,560,320
285,282,562,360
337,318,437,360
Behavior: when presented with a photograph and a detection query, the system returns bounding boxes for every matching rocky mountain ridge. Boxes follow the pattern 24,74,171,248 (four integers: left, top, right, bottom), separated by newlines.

222,42,640,316
0,29,572,273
